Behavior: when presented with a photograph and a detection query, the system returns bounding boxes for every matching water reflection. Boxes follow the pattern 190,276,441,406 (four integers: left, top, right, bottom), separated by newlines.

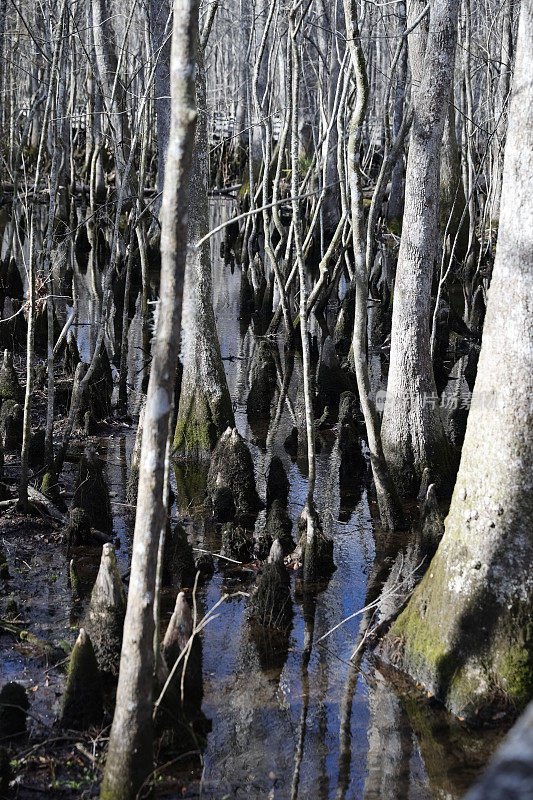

0,198,504,798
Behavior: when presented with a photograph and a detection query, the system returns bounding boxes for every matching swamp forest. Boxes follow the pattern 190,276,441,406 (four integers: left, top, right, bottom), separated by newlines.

0,0,531,797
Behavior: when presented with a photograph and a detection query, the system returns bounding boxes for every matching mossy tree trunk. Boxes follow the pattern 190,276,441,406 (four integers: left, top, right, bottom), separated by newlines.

380,0,458,497
100,2,198,797
173,28,234,460
385,0,533,720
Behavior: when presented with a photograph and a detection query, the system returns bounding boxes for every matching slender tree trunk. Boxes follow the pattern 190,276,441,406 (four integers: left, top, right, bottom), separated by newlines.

384,0,533,719
387,0,408,231
92,0,134,195
149,0,171,221
381,0,458,497
343,0,404,530
18,2,67,509
100,2,199,798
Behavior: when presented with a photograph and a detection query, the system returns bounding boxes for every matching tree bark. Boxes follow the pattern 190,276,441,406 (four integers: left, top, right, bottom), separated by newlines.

173,27,234,459
383,0,533,719
149,0,171,220
381,0,458,497
99,2,199,797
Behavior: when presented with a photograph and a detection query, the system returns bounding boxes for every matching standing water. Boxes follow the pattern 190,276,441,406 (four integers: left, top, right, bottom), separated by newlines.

0,199,503,799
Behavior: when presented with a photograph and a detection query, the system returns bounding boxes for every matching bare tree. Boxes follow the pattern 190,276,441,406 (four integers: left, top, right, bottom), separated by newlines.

100,1,199,796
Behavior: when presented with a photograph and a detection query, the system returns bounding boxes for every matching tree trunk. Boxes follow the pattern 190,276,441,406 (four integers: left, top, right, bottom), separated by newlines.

386,0,407,231
380,0,458,497
383,0,533,720
439,90,469,263
99,2,198,797
343,0,404,530
173,33,234,459
92,0,133,195
150,0,171,220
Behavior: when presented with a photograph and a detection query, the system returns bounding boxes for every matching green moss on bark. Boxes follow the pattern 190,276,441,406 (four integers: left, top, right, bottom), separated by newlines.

173,387,234,459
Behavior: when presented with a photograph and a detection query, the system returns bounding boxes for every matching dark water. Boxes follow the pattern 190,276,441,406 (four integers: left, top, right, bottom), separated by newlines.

0,200,502,798
166,201,501,799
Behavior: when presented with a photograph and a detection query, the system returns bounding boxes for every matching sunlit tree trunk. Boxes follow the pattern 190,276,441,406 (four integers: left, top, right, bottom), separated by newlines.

381,0,458,497
100,2,198,797
385,0,533,719
173,16,234,459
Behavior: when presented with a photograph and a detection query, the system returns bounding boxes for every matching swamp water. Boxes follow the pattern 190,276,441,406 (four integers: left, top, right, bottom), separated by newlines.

0,200,503,798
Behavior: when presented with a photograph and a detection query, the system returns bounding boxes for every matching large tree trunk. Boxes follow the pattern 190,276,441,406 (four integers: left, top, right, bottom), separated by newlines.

99,2,198,797
173,35,234,459
380,0,458,497
383,0,533,720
